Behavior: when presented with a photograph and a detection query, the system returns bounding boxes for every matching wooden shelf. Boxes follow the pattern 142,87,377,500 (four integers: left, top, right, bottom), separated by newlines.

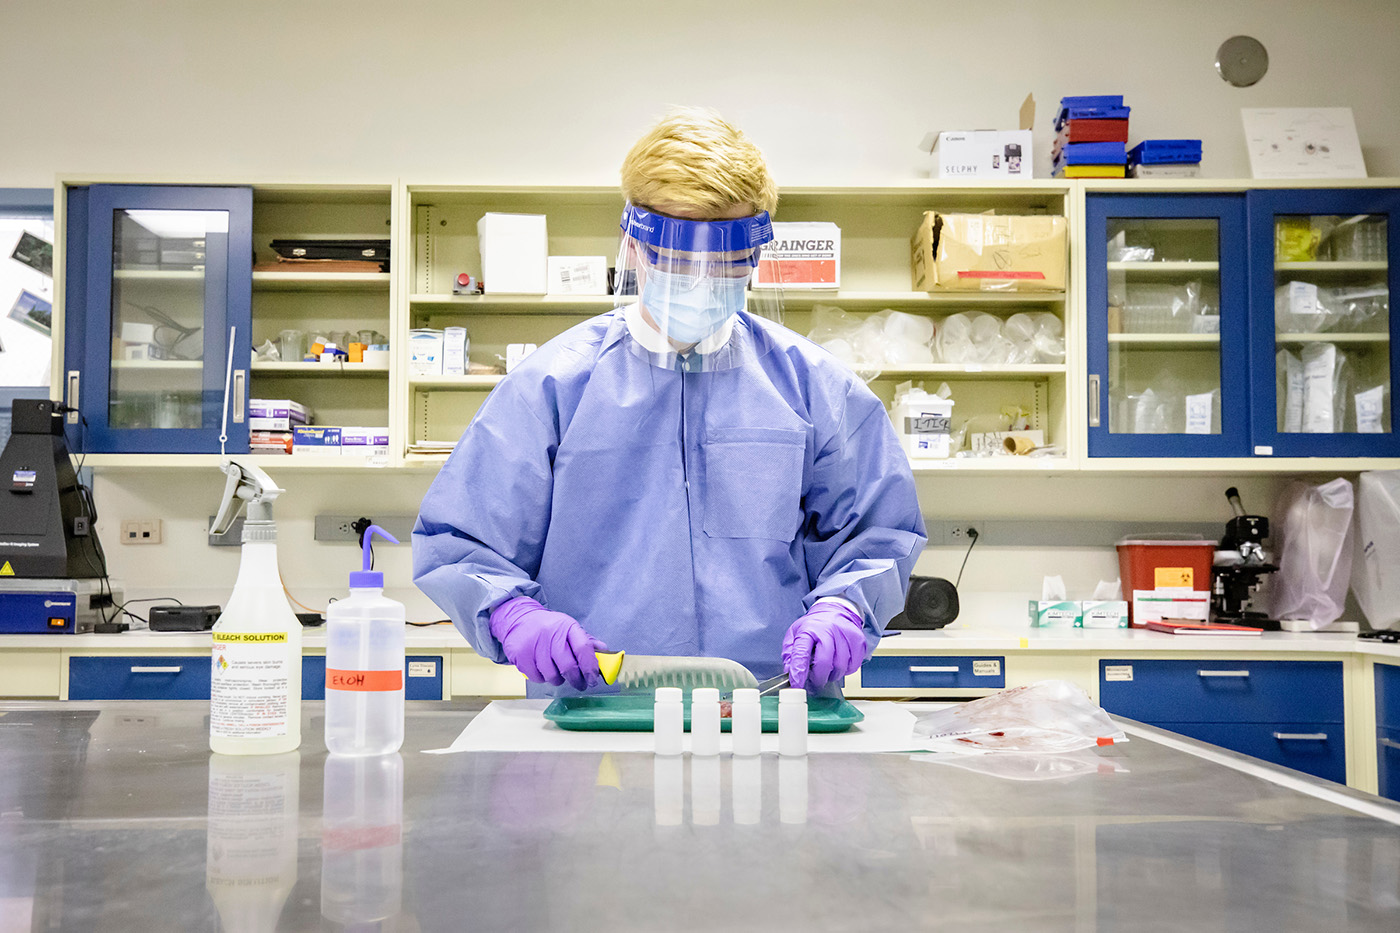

1275,261,1387,273
1274,333,1390,345
780,290,1066,308
410,375,503,389
409,294,613,314
1108,333,1220,347
864,364,1065,379
252,271,390,291
1107,261,1219,273
113,269,203,281
110,359,201,370
252,361,390,375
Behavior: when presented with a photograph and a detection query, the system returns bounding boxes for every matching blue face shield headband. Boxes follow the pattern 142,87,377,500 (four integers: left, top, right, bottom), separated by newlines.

620,204,777,346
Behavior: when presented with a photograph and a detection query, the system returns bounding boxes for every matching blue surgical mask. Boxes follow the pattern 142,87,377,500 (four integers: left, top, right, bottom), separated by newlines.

642,267,749,344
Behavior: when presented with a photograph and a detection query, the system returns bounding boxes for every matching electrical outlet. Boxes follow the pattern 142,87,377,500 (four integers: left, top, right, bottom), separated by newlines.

947,524,982,545
120,519,162,545
314,514,416,543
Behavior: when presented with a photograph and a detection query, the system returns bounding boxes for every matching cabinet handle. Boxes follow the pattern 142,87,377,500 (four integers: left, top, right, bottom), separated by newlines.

1273,732,1328,742
1088,374,1101,427
909,665,960,673
66,371,81,423
130,666,182,674
1380,737,1400,751
1197,669,1251,678
232,370,245,424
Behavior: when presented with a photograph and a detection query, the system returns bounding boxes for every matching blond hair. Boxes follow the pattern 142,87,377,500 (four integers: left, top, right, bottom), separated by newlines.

620,108,778,217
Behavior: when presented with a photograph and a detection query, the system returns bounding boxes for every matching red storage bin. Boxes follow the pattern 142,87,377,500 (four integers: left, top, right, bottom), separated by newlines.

1116,538,1216,626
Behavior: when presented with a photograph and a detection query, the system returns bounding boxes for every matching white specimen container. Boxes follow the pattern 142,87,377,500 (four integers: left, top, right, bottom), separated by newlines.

653,687,684,756
730,688,761,757
690,687,721,757
778,688,808,757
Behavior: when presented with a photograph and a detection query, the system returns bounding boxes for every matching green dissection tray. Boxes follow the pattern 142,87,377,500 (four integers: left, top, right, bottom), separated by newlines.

543,694,864,733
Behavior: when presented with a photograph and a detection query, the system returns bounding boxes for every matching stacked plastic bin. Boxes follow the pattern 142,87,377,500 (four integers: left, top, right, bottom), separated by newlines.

1128,140,1203,178
1051,95,1131,178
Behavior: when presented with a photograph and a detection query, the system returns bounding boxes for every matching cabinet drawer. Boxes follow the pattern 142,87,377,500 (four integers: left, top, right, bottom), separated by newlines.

1099,659,1343,724
302,655,444,701
69,656,210,700
861,656,1004,689
1157,720,1346,784
1376,663,1400,731
1379,726,1400,802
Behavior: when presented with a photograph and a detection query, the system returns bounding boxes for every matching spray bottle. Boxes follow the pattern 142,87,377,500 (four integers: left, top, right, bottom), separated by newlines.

324,525,406,756
209,460,302,755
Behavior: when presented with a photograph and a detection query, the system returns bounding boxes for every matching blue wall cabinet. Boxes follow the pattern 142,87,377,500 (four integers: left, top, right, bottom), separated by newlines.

1088,188,1399,459
64,185,252,453
1086,194,1251,457
1247,188,1400,458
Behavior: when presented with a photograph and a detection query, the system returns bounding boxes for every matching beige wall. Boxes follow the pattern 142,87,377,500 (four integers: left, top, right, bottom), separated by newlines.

3,0,1384,622
3,0,1399,186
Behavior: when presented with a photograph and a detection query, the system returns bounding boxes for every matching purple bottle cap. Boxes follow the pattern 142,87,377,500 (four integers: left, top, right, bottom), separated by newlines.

350,524,399,588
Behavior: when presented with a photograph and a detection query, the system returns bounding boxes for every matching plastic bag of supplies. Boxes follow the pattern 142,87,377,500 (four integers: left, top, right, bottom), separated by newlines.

1268,478,1355,628
1351,470,1400,631
912,680,1126,754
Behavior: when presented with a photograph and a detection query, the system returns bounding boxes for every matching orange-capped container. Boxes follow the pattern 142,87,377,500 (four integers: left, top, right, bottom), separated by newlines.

1116,538,1216,626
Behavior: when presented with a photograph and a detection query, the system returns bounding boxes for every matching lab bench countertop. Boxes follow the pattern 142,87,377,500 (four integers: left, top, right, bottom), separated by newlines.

1,699,1398,931
6,624,1400,660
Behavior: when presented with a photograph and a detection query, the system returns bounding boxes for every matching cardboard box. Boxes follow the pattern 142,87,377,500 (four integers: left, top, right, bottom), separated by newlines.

292,425,341,455
340,427,390,460
443,326,469,376
1029,600,1082,627
912,212,1067,292
478,212,547,295
1079,600,1129,628
248,399,311,432
753,222,840,288
927,130,1033,179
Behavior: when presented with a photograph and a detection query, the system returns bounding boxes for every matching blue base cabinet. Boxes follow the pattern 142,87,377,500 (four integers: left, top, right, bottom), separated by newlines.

1377,662,1400,801
1100,659,1346,783
69,654,444,701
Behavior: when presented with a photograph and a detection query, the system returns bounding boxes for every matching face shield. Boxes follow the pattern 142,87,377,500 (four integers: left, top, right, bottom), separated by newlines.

616,203,783,371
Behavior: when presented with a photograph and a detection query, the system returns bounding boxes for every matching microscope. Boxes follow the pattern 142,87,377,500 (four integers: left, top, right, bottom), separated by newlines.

1211,486,1279,629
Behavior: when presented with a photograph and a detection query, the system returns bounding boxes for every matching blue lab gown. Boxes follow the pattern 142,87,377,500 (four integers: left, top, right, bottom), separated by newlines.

412,308,926,694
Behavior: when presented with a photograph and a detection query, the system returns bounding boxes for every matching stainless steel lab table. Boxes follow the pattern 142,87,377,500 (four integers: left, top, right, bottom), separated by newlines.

1,701,1398,931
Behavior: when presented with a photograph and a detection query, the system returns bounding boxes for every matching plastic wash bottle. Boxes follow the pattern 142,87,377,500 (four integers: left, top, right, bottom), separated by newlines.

325,525,406,756
209,461,302,755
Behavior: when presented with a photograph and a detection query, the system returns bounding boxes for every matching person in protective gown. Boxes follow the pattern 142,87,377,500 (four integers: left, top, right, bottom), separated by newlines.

413,108,926,697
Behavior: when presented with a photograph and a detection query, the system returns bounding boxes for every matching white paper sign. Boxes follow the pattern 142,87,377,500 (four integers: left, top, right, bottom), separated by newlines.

1242,108,1367,179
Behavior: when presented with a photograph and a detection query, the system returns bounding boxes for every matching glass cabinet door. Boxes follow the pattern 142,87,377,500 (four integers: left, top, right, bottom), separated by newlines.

1086,194,1250,457
73,186,251,453
1248,189,1400,458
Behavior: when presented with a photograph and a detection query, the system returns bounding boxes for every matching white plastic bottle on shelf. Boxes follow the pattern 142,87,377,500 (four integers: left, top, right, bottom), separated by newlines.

209,461,302,756
778,688,808,757
653,687,684,756
325,525,406,757
691,687,721,757
730,688,761,757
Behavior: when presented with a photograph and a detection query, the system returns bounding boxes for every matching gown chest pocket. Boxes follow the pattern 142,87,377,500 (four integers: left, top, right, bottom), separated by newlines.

702,426,806,540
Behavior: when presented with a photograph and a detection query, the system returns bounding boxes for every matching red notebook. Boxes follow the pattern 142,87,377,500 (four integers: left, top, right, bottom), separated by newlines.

1145,620,1264,635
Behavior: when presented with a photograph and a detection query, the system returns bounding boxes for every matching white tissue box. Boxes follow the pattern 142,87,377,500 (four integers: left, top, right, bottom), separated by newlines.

1078,600,1129,628
1028,600,1081,627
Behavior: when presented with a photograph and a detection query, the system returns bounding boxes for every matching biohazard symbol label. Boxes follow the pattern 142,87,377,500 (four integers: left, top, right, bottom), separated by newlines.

0,562,13,576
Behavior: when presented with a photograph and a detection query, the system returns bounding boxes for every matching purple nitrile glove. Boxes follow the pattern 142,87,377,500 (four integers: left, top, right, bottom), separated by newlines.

781,601,868,690
489,596,606,692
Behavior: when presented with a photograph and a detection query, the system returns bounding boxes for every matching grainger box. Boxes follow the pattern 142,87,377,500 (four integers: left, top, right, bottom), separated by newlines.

754,222,840,288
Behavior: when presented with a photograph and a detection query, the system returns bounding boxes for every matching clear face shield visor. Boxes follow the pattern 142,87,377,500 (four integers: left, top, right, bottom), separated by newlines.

616,204,783,366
